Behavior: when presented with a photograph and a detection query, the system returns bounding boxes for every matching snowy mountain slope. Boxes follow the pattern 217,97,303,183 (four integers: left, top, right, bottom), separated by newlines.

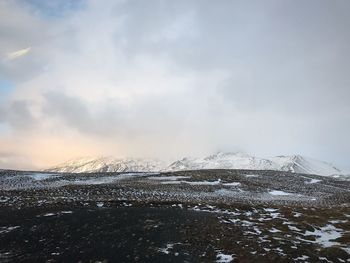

45,157,166,173
167,152,276,171
45,152,346,177
270,155,342,176
167,152,345,177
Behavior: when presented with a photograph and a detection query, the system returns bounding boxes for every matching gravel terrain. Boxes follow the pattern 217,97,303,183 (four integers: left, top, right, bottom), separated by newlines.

0,169,349,262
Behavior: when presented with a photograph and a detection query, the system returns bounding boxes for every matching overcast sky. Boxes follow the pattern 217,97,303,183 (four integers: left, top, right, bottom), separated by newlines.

0,0,349,170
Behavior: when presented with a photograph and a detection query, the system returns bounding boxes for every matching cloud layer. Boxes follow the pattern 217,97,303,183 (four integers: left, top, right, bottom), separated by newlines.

0,0,349,170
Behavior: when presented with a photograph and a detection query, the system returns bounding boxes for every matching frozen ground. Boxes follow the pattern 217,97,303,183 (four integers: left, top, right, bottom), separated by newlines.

0,169,349,262
1,169,349,206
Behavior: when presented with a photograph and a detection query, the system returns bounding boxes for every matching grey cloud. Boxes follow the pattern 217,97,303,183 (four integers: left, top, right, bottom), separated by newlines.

42,91,195,138
0,100,38,130
43,91,123,136
105,0,350,118
0,0,350,170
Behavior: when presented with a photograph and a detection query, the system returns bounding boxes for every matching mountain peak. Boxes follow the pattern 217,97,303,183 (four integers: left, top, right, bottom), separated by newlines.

45,156,166,173
45,153,345,177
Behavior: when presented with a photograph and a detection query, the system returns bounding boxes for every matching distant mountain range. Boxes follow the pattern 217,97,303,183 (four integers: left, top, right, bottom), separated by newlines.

45,152,347,177
45,157,166,173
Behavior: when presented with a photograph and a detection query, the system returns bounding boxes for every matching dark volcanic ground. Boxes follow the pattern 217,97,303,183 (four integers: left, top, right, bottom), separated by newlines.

0,169,349,262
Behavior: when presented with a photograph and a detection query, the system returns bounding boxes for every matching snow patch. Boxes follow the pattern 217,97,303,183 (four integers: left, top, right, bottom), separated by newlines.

26,173,57,181
223,182,241,186
294,255,309,261
72,173,143,185
300,224,343,248
185,180,221,186
216,252,234,263
160,181,182,185
43,213,55,217
159,243,174,254
0,226,20,234
148,176,190,181
269,227,281,233
268,190,292,196
305,179,322,184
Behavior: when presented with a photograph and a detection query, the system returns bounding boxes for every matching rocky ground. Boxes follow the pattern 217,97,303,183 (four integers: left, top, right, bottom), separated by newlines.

0,169,349,262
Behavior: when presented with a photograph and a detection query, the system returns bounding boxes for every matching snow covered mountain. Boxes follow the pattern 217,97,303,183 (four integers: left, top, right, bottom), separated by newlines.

167,152,344,177
45,152,346,177
270,155,343,176
167,152,275,171
45,157,166,173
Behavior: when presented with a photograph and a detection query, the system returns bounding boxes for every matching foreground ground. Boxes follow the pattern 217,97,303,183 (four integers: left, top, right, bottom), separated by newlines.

0,169,349,262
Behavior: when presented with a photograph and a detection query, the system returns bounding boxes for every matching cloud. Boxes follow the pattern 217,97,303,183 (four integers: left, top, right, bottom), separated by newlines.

0,0,349,170
0,99,38,130
0,151,35,170
6,47,31,60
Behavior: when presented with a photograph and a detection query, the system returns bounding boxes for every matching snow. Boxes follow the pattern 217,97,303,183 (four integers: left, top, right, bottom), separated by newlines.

73,173,145,185
152,177,239,187
319,257,333,262
305,179,322,184
223,182,241,186
43,213,55,217
268,190,292,196
0,226,20,234
264,208,278,212
73,177,118,185
215,188,243,196
148,176,190,181
341,247,350,255
295,255,309,261
159,243,174,254
216,252,234,263
288,225,302,232
160,181,182,185
293,212,302,218
269,227,281,233
168,152,276,172
45,156,166,173
26,173,56,181
185,180,221,186
302,224,343,247
45,152,345,177
167,152,344,177
245,174,259,177
38,211,74,217
271,155,342,176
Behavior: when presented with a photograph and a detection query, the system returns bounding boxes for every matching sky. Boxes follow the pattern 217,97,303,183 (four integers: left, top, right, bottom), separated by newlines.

0,0,349,170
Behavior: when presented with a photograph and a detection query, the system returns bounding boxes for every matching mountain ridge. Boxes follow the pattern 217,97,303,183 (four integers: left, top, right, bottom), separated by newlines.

46,156,166,173
44,152,347,177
